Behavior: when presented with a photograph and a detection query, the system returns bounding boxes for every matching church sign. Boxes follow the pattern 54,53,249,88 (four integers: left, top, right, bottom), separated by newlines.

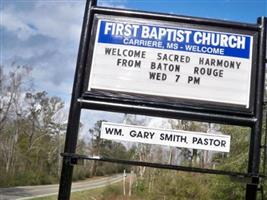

88,15,256,113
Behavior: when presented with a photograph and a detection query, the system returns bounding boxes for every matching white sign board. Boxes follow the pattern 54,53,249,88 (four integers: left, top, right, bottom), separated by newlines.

89,16,253,107
101,122,231,152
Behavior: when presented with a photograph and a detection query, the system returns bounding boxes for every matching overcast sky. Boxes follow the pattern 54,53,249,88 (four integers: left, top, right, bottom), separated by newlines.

1,0,266,132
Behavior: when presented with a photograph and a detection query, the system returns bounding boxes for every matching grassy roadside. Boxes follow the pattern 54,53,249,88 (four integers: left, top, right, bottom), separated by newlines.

31,186,105,200
31,180,138,200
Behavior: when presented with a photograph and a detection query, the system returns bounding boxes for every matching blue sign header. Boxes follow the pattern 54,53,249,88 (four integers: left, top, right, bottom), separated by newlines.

97,20,251,59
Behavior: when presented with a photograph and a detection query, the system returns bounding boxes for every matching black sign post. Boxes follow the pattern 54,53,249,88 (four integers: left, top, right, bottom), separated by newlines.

58,0,266,199
58,0,97,199
246,16,267,198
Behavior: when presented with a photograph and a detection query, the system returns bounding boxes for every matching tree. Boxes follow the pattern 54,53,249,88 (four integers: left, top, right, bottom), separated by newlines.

0,64,32,175
0,64,67,186
0,65,30,131
88,120,133,176
209,125,250,200
124,114,152,178
22,91,66,179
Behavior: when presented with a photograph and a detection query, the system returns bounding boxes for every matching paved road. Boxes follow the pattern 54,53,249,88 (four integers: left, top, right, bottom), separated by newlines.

0,174,123,200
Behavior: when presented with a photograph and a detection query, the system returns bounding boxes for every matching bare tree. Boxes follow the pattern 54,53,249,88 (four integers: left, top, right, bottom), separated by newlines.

0,65,31,174
0,65,31,131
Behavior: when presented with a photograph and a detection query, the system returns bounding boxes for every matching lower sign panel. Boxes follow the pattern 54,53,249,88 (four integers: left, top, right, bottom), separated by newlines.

101,122,231,153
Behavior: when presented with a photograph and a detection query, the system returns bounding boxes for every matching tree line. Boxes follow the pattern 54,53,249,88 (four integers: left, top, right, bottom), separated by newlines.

0,65,67,185
0,64,133,186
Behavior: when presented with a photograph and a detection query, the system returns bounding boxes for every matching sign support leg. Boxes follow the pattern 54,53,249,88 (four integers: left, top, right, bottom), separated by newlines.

246,16,266,200
57,0,97,199
245,177,259,200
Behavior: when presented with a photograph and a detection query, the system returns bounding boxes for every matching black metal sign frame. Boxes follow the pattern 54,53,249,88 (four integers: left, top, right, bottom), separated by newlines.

83,15,258,116
58,0,267,199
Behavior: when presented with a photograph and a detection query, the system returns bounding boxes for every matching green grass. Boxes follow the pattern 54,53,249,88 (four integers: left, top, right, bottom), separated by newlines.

31,196,55,200
31,186,108,200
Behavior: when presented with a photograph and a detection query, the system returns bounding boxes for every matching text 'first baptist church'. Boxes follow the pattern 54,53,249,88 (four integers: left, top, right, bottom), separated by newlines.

98,19,251,59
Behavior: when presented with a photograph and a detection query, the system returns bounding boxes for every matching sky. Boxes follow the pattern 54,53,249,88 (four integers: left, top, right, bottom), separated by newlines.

1,0,267,133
